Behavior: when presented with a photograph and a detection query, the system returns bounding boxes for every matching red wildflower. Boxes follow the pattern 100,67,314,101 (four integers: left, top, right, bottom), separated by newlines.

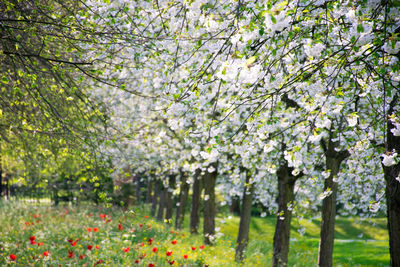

140,242,145,247
99,214,106,219
71,241,77,246
43,251,49,257
123,247,130,253
68,251,74,258
144,215,149,219
184,254,188,259
152,247,158,253
166,251,173,256
168,260,175,265
148,238,153,245
139,253,146,259
37,242,43,246
191,246,196,251
9,254,17,261
29,236,36,242
171,240,177,245
68,238,73,243
94,259,104,266
95,245,100,249
139,224,143,228
33,214,39,218
118,224,123,231
135,259,140,264
87,227,92,232
148,264,155,267
93,227,99,232
79,254,85,259
200,244,205,249
170,230,174,234
87,245,93,250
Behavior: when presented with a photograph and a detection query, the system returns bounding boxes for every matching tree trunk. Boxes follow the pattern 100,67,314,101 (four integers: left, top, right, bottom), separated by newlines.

190,169,202,234
176,172,190,229
203,163,218,244
165,175,176,224
0,152,3,198
156,185,166,221
318,136,349,267
135,174,142,204
151,180,161,217
146,178,153,204
272,163,298,267
235,170,254,263
382,95,400,267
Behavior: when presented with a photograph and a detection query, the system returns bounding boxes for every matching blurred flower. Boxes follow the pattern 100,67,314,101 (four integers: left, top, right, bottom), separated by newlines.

184,254,188,259
166,251,173,256
9,254,17,261
87,245,93,250
93,227,99,232
123,247,130,253
118,224,123,231
191,246,196,251
152,247,158,253
87,227,92,232
68,251,74,258
79,254,85,259
171,240,177,245
43,251,49,257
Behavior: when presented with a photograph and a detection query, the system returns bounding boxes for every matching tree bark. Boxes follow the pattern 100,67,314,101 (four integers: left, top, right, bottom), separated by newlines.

190,169,202,234
235,169,254,263
203,163,218,245
318,136,349,267
156,184,166,221
382,95,400,267
146,177,153,204
165,175,176,224
135,174,142,204
151,180,161,217
272,163,299,267
176,172,190,229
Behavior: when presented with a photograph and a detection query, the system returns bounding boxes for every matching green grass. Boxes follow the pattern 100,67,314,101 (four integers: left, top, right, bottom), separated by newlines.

0,201,390,266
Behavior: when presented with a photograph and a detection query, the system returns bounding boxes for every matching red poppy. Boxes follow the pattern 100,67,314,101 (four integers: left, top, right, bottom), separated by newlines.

29,236,36,244
139,253,146,259
152,247,158,253
166,251,173,256
200,244,205,249
37,242,43,246
68,251,74,258
99,214,106,219
93,227,99,232
94,259,104,266
71,241,77,246
79,254,85,259
33,214,39,218
96,245,100,249
87,227,92,232
171,240,177,245
140,242,145,247
191,246,196,251
148,238,153,245
118,224,123,231
68,238,73,243
43,251,49,257
135,259,140,264
123,247,130,253
87,245,93,250
184,254,188,259
9,254,17,261
139,224,143,228
144,215,149,219
170,230,174,234
148,264,155,267
168,260,175,265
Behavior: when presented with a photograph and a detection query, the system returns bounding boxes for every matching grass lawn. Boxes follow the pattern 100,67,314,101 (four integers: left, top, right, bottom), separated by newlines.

0,201,389,266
